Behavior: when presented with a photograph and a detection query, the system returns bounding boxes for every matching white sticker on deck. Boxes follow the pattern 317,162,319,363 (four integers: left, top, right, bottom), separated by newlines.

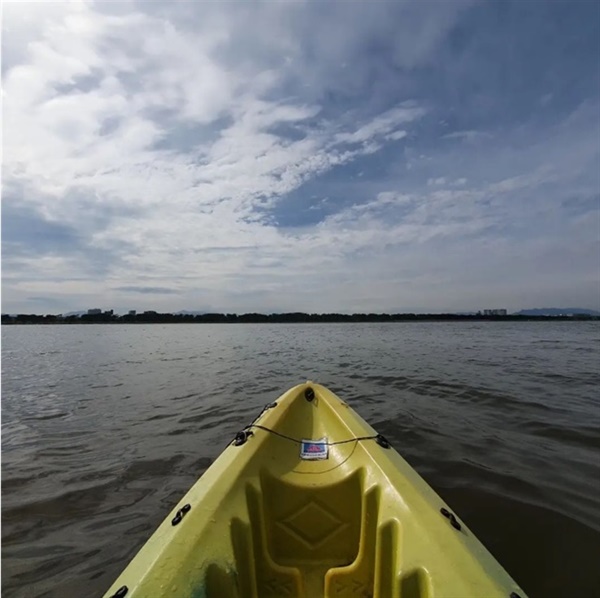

300,438,329,460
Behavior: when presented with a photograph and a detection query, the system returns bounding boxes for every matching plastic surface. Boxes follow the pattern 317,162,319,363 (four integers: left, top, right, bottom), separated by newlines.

104,383,527,598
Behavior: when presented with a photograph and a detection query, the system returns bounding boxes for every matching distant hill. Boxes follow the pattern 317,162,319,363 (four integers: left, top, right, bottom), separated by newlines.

515,308,600,316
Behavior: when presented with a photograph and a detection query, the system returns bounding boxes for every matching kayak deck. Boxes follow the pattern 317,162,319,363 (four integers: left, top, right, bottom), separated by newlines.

105,382,526,598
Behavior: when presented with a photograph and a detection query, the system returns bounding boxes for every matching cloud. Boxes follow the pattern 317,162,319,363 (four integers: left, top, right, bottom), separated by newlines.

427,177,447,186
2,1,599,313
386,130,408,141
335,105,425,145
442,130,492,142
114,286,179,295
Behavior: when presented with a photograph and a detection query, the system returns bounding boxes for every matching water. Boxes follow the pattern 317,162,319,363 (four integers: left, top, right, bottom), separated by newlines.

2,322,599,597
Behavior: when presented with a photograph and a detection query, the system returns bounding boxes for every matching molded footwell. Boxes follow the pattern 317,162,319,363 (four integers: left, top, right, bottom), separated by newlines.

205,469,431,598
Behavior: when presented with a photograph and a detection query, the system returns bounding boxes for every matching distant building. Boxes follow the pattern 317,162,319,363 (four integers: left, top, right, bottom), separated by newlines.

483,309,507,316
128,310,136,316
87,308,102,315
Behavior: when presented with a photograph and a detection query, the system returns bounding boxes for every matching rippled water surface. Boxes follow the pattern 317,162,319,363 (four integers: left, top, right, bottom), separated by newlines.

2,322,600,597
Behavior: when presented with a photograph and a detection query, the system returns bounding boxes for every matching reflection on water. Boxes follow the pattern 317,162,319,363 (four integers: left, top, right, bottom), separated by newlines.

2,322,600,597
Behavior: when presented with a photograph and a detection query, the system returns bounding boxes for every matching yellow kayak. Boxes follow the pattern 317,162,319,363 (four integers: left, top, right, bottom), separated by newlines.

104,382,527,598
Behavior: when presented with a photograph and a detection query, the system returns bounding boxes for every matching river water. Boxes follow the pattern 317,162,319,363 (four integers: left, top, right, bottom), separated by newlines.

2,322,599,597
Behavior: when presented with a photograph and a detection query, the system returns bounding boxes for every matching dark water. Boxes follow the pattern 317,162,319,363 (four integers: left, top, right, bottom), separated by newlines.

2,322,600,598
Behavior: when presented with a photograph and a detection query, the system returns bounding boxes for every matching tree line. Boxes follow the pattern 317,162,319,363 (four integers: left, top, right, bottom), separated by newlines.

2,311,597,324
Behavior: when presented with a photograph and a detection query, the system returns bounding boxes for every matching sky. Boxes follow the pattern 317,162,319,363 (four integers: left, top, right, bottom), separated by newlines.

2,0,599,314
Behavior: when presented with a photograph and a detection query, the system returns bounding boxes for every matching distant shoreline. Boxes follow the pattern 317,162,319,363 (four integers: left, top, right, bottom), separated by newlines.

3,312,598,325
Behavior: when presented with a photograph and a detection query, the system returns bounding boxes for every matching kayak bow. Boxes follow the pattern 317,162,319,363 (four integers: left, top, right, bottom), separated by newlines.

104,382,526,598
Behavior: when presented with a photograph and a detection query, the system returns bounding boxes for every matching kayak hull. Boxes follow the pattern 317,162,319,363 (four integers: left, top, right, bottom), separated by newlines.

105,382,526,598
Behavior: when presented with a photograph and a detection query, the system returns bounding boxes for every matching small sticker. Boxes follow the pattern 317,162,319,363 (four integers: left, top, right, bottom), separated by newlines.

300,438,329,460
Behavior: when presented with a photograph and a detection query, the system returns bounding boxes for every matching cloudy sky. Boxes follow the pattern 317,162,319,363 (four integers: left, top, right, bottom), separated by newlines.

2,0,599,314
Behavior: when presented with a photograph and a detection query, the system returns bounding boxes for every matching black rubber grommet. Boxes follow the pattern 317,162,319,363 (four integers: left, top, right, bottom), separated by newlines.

181,504,191,514
233,430,252,446
112,587,128,598
376,434,391,448
510,593,522,598
450,515,462,531
441,507,461,530
171,513,182,526
305,388,315,401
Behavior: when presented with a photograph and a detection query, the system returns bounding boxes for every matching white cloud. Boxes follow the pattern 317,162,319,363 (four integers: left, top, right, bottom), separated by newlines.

427,177,447,186
3,1,435,312
4,4,424,218
335,105,425,145
386,130,408,141
442,130,492,142
2,1,599,314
